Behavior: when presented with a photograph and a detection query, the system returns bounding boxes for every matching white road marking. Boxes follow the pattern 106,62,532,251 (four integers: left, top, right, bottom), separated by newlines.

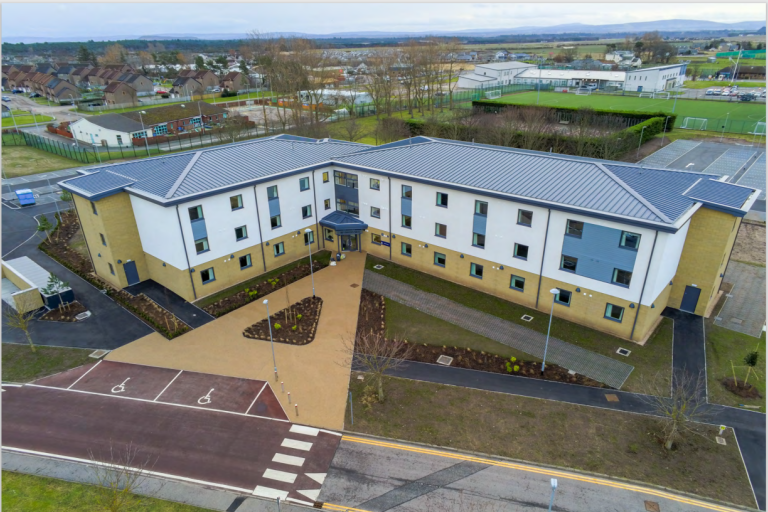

244,382,268,415
252,486,289,500
197,388,214,405
153,370,182,402
306,472,326,485
289,424,319,436
272,453,305,467
686,163,695,168
297,489,320,501
281,438,313,451
263,468,297,483
319,428,343,437
66,360,101,390
286,497,314,506
111,377,130,394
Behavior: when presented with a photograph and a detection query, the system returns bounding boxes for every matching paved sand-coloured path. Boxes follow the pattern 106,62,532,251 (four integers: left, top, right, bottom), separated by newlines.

107,252,366,430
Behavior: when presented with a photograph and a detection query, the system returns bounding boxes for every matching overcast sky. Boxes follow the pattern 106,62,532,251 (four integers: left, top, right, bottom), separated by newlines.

2,3,765,40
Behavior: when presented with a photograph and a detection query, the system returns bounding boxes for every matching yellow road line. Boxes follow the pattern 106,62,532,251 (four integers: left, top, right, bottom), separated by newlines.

340,435,743,512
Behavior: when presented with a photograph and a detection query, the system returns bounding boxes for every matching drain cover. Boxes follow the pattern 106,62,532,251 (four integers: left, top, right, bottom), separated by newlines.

716,437,727,445
605,394,619,402
75,311,92,321
644,501,660,512
373,265,384,270
437,355,453,366
616,348,631,356
521,314,534,322
730,318,744,325
89,349,110,359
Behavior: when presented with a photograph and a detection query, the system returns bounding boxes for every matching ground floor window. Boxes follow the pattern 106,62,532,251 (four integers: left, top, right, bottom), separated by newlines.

240,254,252,269
401,242,412,257
108,263,115,275
470,263,483,279
304,230,314,245
434,252,446,267
554,289,572,306
200,267,215,284
605,303,624,322
371,233,381,245
510,275,525,291
324,228,334,242
273,242,285,257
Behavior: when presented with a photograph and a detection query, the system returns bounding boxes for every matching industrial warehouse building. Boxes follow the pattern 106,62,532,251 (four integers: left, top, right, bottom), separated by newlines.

59,134,759,343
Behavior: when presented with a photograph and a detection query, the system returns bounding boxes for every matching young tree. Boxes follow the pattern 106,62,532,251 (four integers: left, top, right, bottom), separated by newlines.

37,214,53,243
88,442,159,512
42,274,70,311
3,296,38,352
342,329,413,402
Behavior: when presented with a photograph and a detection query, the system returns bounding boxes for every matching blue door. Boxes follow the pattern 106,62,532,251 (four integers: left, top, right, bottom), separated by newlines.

680,285,701,313
123,261,140,286
637,86,643,92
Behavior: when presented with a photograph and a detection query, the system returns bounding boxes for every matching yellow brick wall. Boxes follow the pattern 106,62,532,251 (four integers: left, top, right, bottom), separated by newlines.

74,193,148,289
143,253,196,302
2,263,34,291
12,288,45,313
668,207,740,316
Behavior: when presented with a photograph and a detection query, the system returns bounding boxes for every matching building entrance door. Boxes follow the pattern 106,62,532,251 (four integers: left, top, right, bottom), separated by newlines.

340,234,359,252
680,285,701,313
123,261,140,286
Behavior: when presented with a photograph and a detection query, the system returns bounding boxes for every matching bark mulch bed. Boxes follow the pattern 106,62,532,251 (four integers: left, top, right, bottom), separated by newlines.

243,296,323,345
40,210,93,276
203,260,326,317
39,301,88,322
722,377,762,399
358,289,607,388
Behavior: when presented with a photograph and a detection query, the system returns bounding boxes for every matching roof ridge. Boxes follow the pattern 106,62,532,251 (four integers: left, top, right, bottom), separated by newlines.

594,163,671,224
165,151,203,199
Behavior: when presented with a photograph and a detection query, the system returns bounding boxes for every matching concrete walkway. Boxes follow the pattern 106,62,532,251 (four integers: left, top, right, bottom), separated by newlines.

715,261,767,338
363,270,634,389
107,252,366,431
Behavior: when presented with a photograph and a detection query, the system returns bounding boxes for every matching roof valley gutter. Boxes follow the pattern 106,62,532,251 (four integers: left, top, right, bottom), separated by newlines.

175,205,197,301
253,185,267,274
535,209,551,310
629,230,658,341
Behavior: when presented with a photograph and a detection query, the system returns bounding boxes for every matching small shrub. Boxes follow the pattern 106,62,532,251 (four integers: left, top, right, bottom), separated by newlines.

292,325,297,331
513,365,520,372
510,357,517,363
296,314,302,321
274,323,281,330
628,443,639,454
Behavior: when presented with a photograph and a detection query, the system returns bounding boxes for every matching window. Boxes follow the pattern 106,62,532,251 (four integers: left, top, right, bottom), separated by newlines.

116,135,123,145
273,242,285,257
472,233,485,248
324,199,331,210
270,215,281,229
620,231,641,250
240,254,252,269
91,201,98,215
336,199,359,216
267,185,278,199
401,242,412,257
371,233,382,245
235,226,248,241
402,185,412,198
612,268,633,287
402,215,412,228
560,255,578,273
434,252,446,267
554,289,572,305
200,267,215,284
436,192,448,207
153,125,167,136
566,220,583,238
517,210,533,227
510,275,525,291
322,171,329,183
514,243,529,260
334,171,358,188
324,228,334,242
195,237,209,253
470,262,484,279
108,262,115,275
370,178,380,190
132,131,147,139
304,230,314,245
188,205,203,221
230,195,243,210
302,205,312,218
371,206,381,218
100,233,107,246
605,303,625,322
299,177,310,191
475,200,488,215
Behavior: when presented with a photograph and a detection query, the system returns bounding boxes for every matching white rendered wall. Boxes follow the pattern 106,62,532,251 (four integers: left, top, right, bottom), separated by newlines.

644,219,691,304
71,118,133,147
130,195,188,269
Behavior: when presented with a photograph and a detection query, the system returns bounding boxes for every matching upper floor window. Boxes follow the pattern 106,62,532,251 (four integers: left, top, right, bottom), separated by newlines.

472,233,485,248
322,171,329,183
334,170,358,189
230,195,243,210
302,205,312,218
91,201,98,215
299,177,310,192
402,215,412,229
324,199,331,210
612,268,633,287
370,178,380,190
402,185,412,198
566,220,583,238
514,243,528,260
560,255,578,273
517,210,533,227
270,215,281,229
371,206,381,218
337,198,359,216
235,226,248,241
267,186,278,199
435,223,447,238
436,192,448,207
189,205,203,221
475,200,488,216
620,231,641,250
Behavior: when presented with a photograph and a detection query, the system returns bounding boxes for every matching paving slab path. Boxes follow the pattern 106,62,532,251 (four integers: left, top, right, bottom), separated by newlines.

715,261,766,337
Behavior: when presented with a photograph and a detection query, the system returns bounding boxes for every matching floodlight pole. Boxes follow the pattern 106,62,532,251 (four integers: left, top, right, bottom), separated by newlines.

138,110,151,157
636,125,647,160
661,116,671,147
548,479,558,512
721,112,730,142
264,299,278,378
305,228,316,297
541,288,559,375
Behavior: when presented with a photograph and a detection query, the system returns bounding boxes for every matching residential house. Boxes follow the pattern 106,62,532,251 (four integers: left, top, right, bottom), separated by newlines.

220,71,246,93
495,50,509,61
103,81,138,106
119,74,154,96
178,70,219,91
171,76,204,96
55,65,75,81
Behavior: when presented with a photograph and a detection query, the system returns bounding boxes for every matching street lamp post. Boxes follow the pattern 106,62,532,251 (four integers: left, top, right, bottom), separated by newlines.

671,87,679,113
661,116,671,147
721,112,730,142
636,125,647,160
541,288,559,375
305,228,315,297
263,299,278,379
137,110,151,157
547,479,558,512
536,65,541,105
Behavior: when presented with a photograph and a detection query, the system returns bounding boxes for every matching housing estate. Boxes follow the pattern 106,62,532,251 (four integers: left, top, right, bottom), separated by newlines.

59,135,759,343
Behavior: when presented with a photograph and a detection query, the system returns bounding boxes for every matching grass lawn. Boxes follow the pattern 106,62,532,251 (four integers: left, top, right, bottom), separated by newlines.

2,344,93,383
327,109,457,145
492,91,765,133
2,472,211,512
684,80,766,89
193,250,332,308
347,375,755,508
366,255,673,392
1,146,78,177
2,114,54,127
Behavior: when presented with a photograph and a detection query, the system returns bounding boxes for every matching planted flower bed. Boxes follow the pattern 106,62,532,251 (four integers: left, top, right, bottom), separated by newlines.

39,301,88,322
243,296,323,345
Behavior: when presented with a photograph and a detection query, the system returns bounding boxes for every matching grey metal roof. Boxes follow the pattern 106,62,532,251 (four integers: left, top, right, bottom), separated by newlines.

684,178,755,211
80,113,145,133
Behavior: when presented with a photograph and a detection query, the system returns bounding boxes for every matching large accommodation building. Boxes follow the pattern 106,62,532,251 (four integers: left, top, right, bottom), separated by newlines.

59,135,760,343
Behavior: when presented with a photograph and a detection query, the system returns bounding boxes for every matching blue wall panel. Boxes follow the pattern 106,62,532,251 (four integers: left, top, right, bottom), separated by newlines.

561,222,638,284
401,197,412,216
268,197,281,217
472,214,487,235
335,184,359,205
191,219,208,240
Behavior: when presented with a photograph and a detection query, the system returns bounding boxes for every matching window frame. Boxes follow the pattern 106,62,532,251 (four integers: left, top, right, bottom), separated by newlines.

612,268,633,287
371,206,381,218
273,242,285,257
324,228,334,242
510,274,525,291
435,223,447,238
304,230,314,246
514,243,529,260
604,303,625,323
200,267,215,284
267,185,279,200
470,262,484,279
100,233,107,246
299,177,310,192
302,204,312,219
402,185,412,198
194,237,209,254
554,289,572,306
230,194,243,211
565,219,584,238
188,205,204,221
239,254,252,270
322,171,329,183
472,232,485,249
370,178,380,190
234,225,248,241
108,262,115,275
560,255,578,273
91,201,98,215
270,214,282,229
434,252,447,267
401,242,412,257
436,192,448,208
324,199,331,210
475,200,488,216
517,209,533,227
619,231,641,251
371,233,382,245
402,214,412,229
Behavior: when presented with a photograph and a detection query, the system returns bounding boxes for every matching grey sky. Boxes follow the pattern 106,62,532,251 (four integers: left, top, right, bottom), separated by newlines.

2,3,764,40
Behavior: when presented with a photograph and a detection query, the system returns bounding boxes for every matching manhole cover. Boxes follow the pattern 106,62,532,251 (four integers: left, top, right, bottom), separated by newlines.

616,348,631,356
350,283,360,288
730,318,744,325
644,501,660,512
605,394,619,402
716,437,727,445
521,314,534,322
89,349,110,359
437,355,453,366
373,265,384,270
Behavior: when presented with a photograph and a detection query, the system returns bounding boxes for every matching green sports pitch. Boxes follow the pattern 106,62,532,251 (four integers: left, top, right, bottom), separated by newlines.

491,91,765,133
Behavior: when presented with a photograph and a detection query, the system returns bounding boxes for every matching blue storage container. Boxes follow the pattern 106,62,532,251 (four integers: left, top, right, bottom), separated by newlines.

15,189,35,206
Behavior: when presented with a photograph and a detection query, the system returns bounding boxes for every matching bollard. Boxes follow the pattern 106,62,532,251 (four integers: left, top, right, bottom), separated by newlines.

287,391,291,403
274,369,278,381
281,381,285,393
295,404,299,416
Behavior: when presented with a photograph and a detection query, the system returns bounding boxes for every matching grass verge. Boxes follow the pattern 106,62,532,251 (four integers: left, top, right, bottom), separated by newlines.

366,255,672,392
2,114,54,127
1,146,78,177
2,344,93,383
2,472,211,512
347,374,756,508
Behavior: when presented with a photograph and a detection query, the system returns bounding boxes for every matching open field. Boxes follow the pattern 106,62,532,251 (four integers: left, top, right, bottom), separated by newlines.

1,146,78,177
492,91,766,132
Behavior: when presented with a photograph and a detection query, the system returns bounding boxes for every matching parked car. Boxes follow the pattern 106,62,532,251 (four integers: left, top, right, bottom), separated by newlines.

585,83,598,90
739,94,755,102
705,89,715,95
212,87,221,92
29,93,41,98
762,91,766,98
2,96,11,102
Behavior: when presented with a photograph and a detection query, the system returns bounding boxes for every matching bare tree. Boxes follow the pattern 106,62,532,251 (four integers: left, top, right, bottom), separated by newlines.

339,116,368,143
342,330,413,402
440,38,464,110
3,297,38,352
639,370,712,450
88,442,160,512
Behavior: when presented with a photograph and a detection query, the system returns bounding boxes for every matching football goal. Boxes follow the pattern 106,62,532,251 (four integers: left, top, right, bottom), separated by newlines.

484,90,502,100
750,122,766,136
638,92,654,98
575,89,592,95
680,118,708,130
654,92,671,99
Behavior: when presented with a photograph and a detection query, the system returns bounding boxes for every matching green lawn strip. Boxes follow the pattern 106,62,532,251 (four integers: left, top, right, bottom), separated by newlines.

366,255,672,392
2,114,54,127
2,472,212,512
705,303,766,411
684,81,766,90
2,344,93,383
327,110,457,145
193,251,332,308
346,375,754,508
655,130,762,143
1,146,80,177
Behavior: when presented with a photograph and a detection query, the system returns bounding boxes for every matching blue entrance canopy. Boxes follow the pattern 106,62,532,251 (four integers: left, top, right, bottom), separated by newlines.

320,210,368,235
